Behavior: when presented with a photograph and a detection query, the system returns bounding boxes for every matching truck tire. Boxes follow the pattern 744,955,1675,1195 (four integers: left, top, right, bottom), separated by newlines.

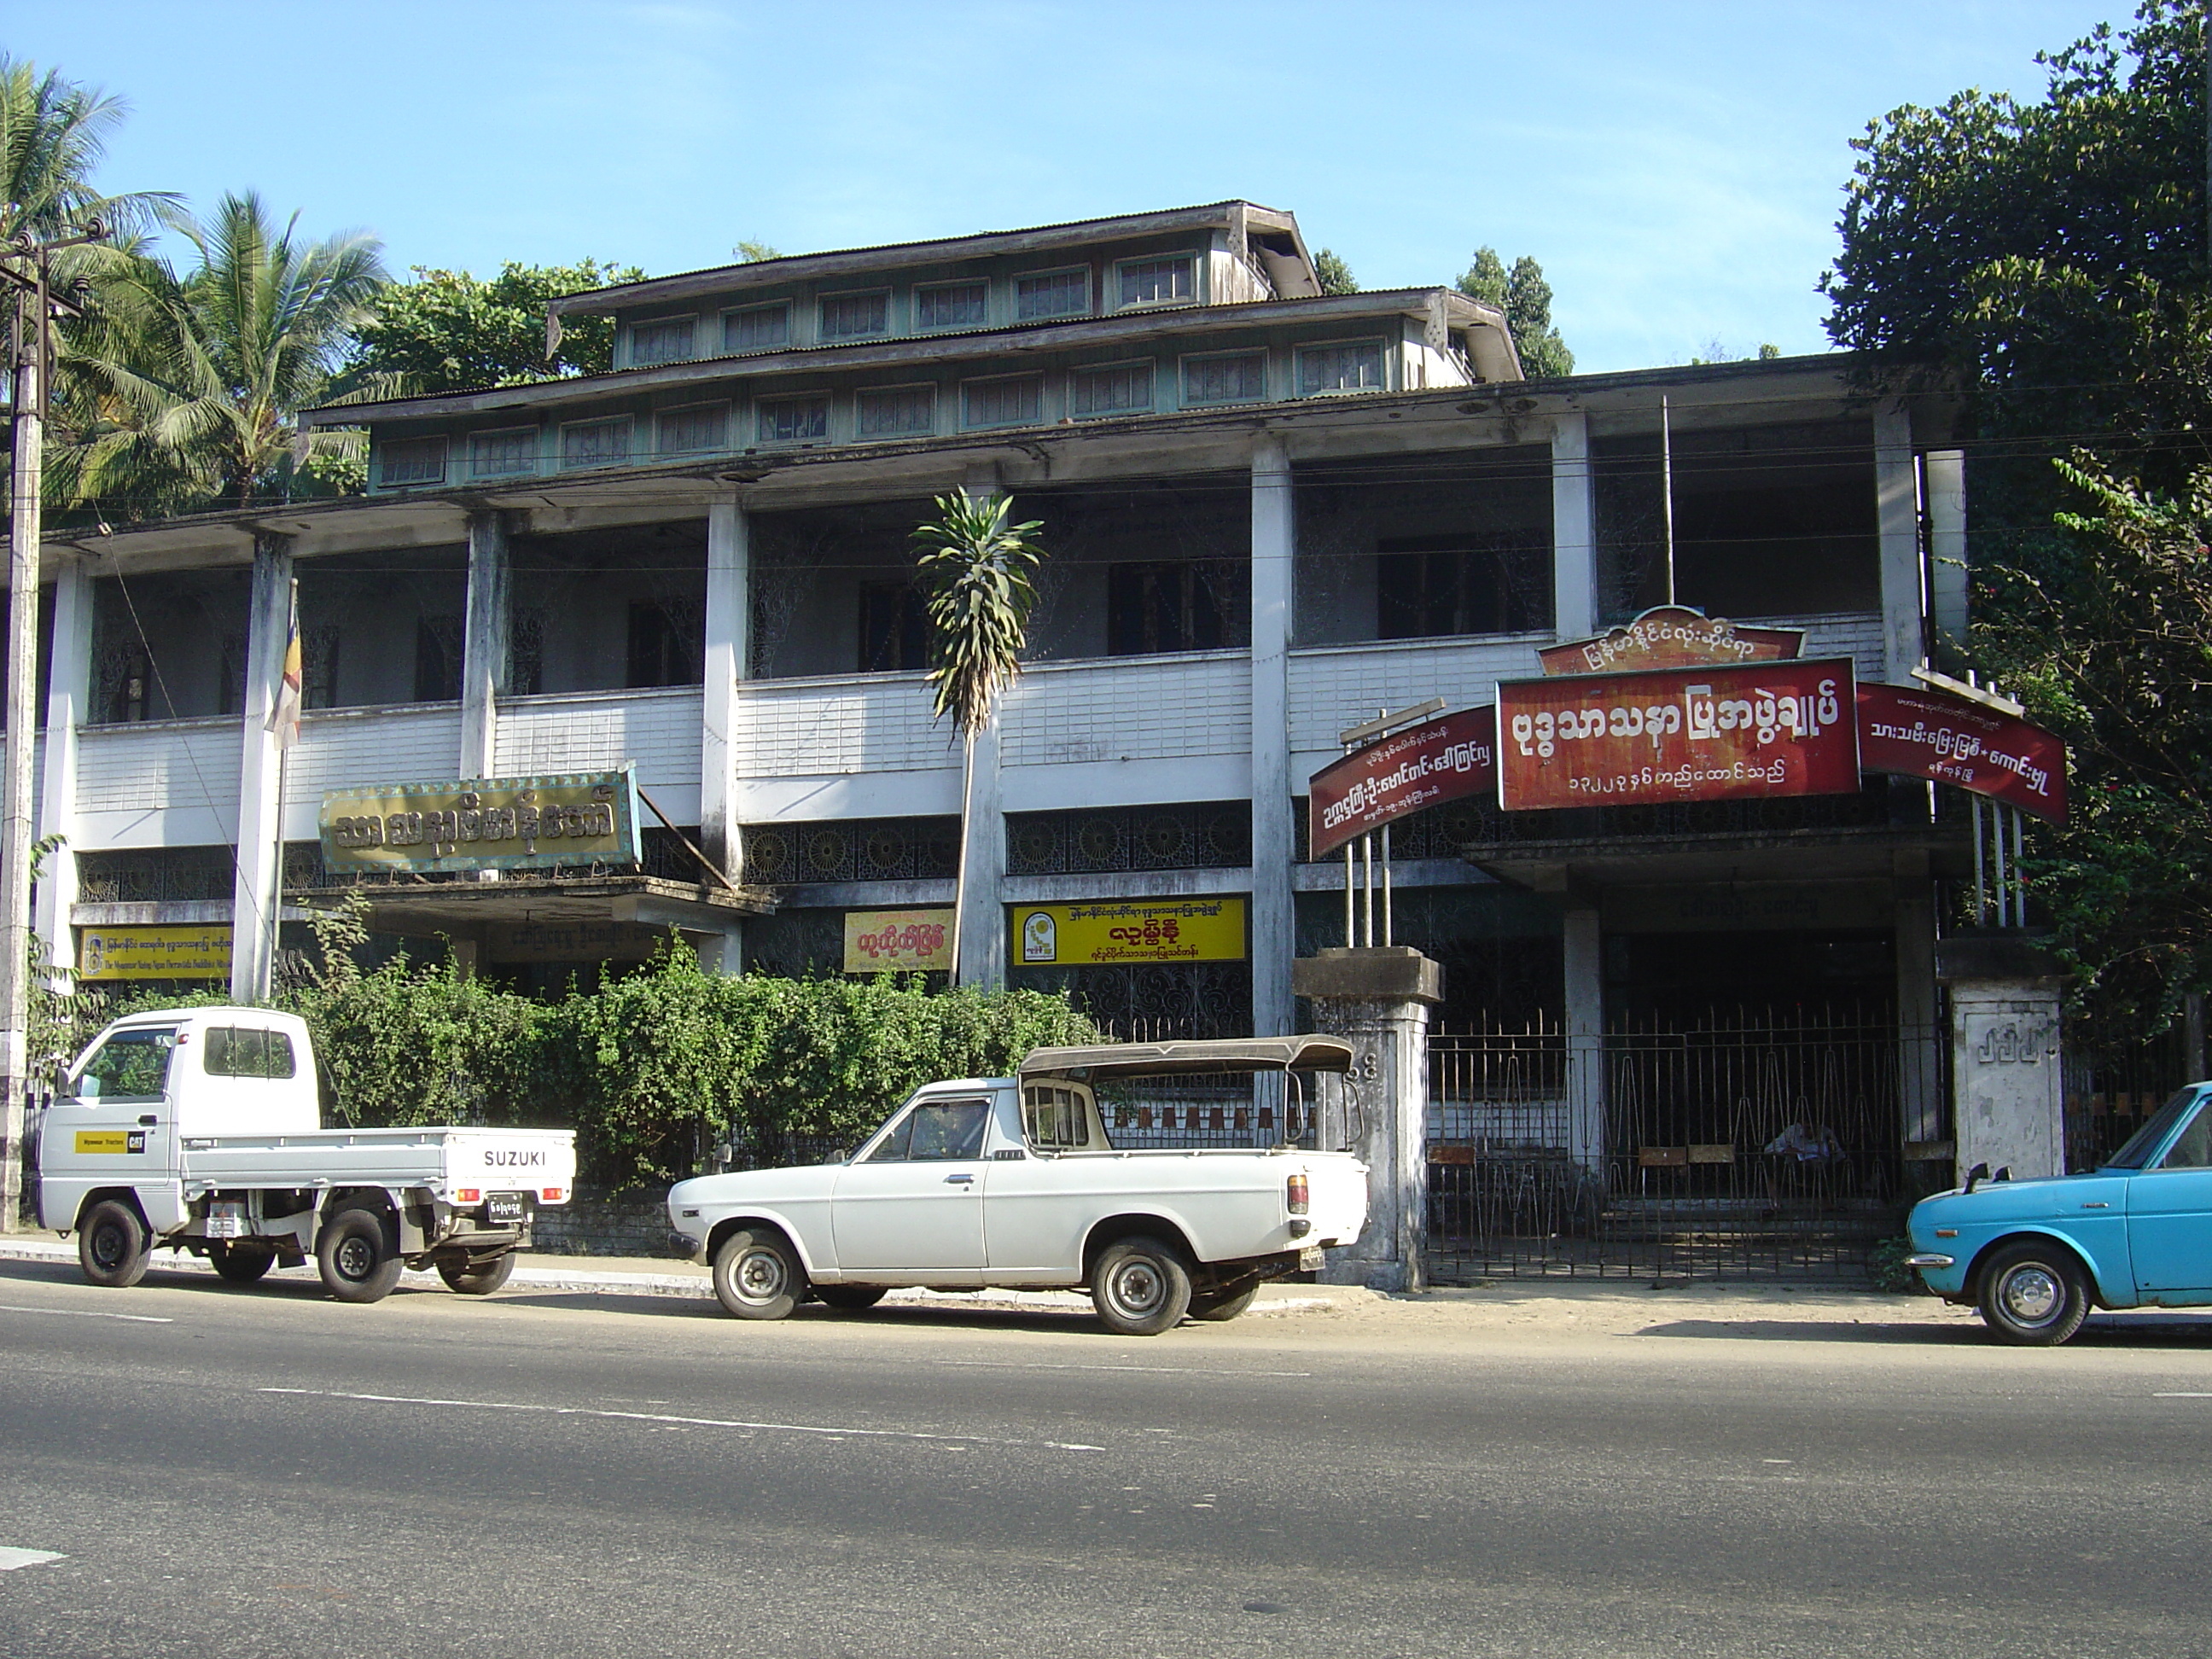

317,1206,403,1304
1187,1282,1260,1323
437,1252,516,1296
712,1227,804,1320
812,1284,888,1313
78,1199,152,1289
207,1242,276,1285
1091,1236,1193,1336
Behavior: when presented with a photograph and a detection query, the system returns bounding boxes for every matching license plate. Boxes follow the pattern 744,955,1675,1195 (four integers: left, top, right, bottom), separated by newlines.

485,1193,527,1226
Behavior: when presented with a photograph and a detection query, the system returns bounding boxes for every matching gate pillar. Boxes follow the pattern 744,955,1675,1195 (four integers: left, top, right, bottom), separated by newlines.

1937,934,2064,1183
1292,946,1442,1292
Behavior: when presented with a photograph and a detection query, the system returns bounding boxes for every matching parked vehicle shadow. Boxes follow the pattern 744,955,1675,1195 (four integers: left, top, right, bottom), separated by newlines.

1639,1311,2212,1347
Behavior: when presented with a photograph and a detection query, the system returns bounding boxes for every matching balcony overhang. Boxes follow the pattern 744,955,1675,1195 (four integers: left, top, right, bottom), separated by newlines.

294,873,773,944
1463,824,1970,895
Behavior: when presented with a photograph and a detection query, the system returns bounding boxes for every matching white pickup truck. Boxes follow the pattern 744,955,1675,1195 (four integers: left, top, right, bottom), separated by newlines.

667,1036,1369,1335
35,1006,575,1304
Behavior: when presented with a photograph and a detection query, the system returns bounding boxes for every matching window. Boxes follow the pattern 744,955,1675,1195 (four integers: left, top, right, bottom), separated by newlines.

819,290,889,340
627,602,698,688
1117,256,1194,309
379,437,446,486
560,417,632,469
1016,268,1089,321
1069,361,1154,418
1377,535,1549,638
917,281,987,330
962,375,1042,429
867,1098,988,1161
203,1027,298,1080
1108,562,1224,655
414,615,461,701
756,396,829,443
630,317,695,364
2160,1103,2212,1169
1022,1083,1092,1150
854,384,936,439
1185,352,1266,406
470,427,538,477
1297,341,1387,395
725,304,789,352
859,581,928,671
75,1028,176,1102
658,403,728,455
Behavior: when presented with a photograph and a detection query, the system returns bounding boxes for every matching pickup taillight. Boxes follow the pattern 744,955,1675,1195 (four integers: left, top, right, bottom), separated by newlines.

1287,1173,1309,1215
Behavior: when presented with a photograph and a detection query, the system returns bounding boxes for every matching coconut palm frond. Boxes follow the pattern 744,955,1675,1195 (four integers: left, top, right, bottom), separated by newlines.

912,492,1045,740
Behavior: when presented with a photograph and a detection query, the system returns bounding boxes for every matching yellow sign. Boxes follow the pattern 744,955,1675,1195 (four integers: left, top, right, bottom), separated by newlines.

321,769,642,875
1013,899,1246,966
73,1130,144,1155
844,909,955,974
78,925,232,981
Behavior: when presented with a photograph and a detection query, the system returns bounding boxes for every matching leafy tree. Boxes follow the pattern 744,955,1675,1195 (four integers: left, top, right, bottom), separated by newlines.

733,239,781,263
1456,247,1575,377
911,492,1045,986
344,258,645,394
1312,247,1358,294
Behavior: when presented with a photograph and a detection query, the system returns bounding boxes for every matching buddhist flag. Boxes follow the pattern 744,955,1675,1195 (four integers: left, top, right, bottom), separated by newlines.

267,581,302,750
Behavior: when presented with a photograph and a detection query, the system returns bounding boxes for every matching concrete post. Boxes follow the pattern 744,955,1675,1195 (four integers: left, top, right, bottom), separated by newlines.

1924,449,1967,655
1895,873,1943,1148
694,924,743,976
460,509,511,780
1249,437,1295,1038
230,535,293,1004
1292,946,1441,1292
34,556,92,976
1551,411,1597,639
1939,936,2066,1182
1563,907,1606,1175
1873,404,1924,684
701,498,748,880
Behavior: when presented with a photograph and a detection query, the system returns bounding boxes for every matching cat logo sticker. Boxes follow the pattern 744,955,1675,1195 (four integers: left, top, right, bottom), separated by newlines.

73,1130,147,1155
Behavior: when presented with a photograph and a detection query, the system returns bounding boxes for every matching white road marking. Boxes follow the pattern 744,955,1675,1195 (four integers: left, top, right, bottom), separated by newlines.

257,1388,1103,1452
937,1360,1311,1377
0,1548,63,1570
0,1303,172,1324
2154,1392,2212,1397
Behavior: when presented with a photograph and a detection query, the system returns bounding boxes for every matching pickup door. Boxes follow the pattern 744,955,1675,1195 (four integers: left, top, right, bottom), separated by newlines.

830,1096,991,1282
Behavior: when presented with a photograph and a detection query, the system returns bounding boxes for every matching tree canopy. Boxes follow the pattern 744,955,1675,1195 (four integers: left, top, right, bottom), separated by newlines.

343,259,645,394
1456,247,1575,378
1312,247,1358,295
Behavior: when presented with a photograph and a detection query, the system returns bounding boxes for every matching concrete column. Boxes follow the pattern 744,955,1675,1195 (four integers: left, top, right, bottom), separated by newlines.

1563,907,1606,1175
1924,449,1967,655
34,556,92,975
1293,946,1441,1292
1873,404,1924,684
1551,411,1597,639
1895,873,1942,1147
230,535,293,1004
701,498,748,880
694,923,743,976
1249,437,1295,1038
1939,936,2065,1181
459,510,511,780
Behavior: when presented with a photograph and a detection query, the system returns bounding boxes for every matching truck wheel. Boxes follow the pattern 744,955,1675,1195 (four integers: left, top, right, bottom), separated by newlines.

437,1252,516,1296
1977,1240,2091,1346
712,1228,804,1320
317,1207,403,1304
812,1284,888,1313
207,1242,276,1285
1187,1282,1260,1323
78,1199,151,1289
1091,1236,1193,1336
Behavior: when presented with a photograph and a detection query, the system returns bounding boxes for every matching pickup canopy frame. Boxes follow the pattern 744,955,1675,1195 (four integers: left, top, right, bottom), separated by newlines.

1018,1035,1354,1083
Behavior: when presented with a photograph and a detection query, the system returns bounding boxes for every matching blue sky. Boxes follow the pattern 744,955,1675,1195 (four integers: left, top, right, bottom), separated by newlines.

20,0,2123,373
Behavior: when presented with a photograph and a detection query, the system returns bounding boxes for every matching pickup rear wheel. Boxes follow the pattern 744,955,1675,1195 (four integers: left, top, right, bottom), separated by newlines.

317,1207,403,1304
207,1242,276,1285
1977,1240,2091,1346
78,1199,151,1289
437,1252,516,1296
713,1228,804,1320
812,1285,888,1313
1091,1236,1194,1336
1187,1282,1260,1323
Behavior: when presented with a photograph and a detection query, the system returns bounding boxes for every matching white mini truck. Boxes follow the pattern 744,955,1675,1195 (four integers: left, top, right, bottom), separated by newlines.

667,1036,1371,1335
37,1007,576,1303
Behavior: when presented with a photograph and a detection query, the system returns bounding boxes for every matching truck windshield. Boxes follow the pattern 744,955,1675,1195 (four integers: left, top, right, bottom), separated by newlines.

77,1028,178,1103
2104,1087,2203,1169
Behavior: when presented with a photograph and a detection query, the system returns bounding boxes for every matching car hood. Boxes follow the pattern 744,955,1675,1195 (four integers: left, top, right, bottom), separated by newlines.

670,1162,841,1209
1912,1169,2130,1228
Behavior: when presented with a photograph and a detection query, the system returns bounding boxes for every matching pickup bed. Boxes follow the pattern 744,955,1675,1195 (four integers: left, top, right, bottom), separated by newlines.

668,1036,1369,1334
37,1007,574,1303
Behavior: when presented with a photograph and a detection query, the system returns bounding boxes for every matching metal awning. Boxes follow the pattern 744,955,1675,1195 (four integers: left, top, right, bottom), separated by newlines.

1019,1035,1353,1081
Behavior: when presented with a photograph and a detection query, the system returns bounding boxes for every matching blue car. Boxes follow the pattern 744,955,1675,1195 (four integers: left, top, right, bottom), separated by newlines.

1906,1084,2212,1345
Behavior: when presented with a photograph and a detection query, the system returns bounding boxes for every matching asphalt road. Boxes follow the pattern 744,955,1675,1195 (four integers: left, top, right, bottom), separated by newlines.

1,1257,2209,1658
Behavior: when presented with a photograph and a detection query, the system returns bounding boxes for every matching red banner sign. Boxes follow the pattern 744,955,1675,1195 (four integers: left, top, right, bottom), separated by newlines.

1538,606,1805,677
1499,659,1860,810
1308,706,1498,857
1857,682,2068,824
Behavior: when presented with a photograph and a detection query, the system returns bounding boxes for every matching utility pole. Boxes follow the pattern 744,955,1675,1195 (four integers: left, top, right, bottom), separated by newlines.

0,218,105,1229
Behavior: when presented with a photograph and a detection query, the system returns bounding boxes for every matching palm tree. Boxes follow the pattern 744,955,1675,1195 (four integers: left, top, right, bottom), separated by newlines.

0,54,171,243
53,190,390,518
911,492,1045,986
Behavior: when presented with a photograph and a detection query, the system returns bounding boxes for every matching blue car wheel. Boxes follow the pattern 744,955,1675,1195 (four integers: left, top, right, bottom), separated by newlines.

1977,1240,2090,1347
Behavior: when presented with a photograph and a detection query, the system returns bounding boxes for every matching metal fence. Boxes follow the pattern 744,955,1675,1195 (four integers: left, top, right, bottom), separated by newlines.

1427,1007,1936,1282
